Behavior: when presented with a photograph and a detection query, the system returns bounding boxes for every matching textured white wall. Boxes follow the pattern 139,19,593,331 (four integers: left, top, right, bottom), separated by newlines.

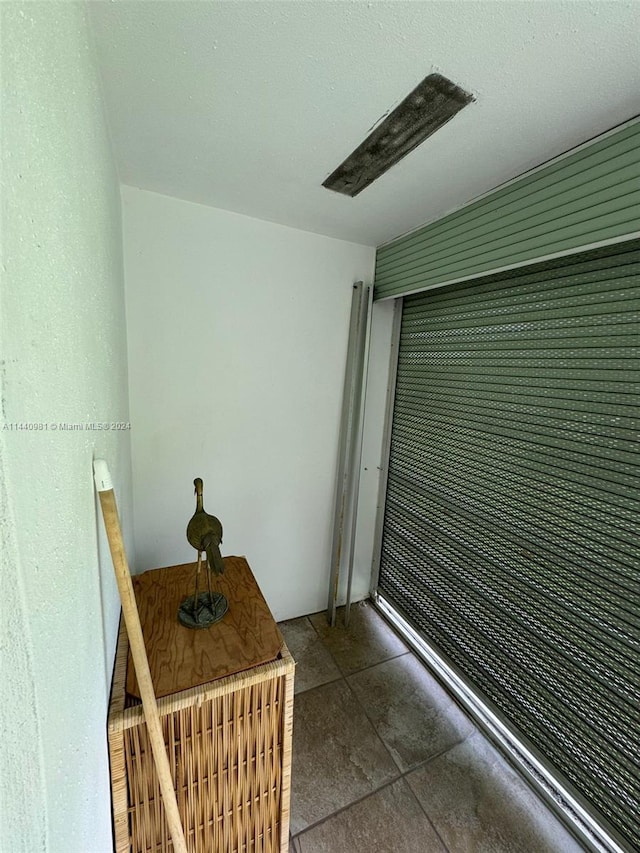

122,186,375,620
0,5,133,852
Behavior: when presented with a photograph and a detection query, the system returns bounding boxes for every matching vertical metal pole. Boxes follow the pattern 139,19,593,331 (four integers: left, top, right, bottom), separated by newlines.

327,282,365,626
343,283,373,626
369,297,403,600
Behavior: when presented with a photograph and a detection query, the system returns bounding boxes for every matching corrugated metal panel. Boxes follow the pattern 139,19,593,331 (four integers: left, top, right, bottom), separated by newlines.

377,241,640,850
375,121,640,300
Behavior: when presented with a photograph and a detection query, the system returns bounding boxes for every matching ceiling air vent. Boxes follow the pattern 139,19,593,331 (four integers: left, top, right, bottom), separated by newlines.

323,72,473,197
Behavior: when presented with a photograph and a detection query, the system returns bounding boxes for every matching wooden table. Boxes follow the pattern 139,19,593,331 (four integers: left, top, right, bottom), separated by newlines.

108,557,295,853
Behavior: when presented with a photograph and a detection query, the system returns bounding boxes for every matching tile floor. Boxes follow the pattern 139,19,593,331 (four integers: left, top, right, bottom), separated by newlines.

279,601,585,853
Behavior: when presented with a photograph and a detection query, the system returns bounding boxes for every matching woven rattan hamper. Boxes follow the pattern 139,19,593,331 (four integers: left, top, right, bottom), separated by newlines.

107,558,295,853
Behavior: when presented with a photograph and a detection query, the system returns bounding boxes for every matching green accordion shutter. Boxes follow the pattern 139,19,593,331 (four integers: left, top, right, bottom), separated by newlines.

374,120,640,301
377,240,640,849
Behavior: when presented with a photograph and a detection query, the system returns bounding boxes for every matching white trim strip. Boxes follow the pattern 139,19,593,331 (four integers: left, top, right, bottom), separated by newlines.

368,298,403,598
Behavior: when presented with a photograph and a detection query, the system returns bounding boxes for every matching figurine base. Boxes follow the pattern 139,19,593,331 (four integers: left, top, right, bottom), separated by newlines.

178,591,228,629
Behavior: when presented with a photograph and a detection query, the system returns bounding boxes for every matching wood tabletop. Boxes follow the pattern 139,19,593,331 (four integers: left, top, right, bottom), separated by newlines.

125,556,285,699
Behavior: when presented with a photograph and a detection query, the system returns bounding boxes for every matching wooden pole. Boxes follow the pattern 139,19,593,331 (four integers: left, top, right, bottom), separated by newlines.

94,460,188,853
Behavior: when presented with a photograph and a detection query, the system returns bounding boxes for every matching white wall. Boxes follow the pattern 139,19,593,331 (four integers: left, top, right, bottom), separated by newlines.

0,5,133,852
122,187,375,620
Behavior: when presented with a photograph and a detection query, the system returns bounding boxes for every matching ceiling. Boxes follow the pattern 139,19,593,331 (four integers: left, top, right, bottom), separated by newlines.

89,1,640,247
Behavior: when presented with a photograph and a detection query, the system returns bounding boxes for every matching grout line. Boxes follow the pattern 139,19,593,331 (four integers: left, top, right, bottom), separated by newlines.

400,733,472,775
292,674,344,697
292,762,459,851
370,600,484,725
291,651,468,847
305,611,327,637
300,604,412,679
288,606,480,850
291,733,466,851
341,664,404,772
339,649,411,679
401,776,451,853
293,775,404,839
293,616,476,853
289,607,582,852
340,650,477,775
290,673,347,699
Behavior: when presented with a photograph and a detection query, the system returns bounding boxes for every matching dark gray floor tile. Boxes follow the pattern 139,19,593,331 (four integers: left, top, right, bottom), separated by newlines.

296,779,446,853
308,602,408,675
347,653,475,772
290,679,399,834
279,617,342,694
289,834,299,853
406,732,584,853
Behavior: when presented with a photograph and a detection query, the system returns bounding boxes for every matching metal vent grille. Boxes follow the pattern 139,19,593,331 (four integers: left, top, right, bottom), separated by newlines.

378,241,640,850
323,73,473,197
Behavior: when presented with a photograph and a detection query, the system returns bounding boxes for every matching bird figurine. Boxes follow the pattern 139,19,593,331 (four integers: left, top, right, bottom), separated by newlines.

187,477,225,576
178,477,228,629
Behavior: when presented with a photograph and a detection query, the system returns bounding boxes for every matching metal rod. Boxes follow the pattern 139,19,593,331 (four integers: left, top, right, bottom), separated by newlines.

369,297,403,598
192,550,202,616
327,282,365,626
344,283,373,626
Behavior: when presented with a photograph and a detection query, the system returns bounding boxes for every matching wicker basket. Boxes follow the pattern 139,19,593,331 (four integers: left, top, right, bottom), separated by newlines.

107,569,294,853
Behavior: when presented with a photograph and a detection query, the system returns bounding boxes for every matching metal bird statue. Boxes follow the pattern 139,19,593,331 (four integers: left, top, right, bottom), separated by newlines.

188,478,225,575
178,477,228,629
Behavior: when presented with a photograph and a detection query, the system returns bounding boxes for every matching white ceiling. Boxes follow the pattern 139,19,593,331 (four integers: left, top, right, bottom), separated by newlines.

89,1,640,247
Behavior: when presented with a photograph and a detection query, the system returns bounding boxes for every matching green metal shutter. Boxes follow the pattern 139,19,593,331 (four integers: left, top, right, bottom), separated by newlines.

374,120,640,300
377,240,640,850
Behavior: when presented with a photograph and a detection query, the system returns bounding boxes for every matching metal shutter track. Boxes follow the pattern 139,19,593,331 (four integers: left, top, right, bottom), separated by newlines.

378,241,640,849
